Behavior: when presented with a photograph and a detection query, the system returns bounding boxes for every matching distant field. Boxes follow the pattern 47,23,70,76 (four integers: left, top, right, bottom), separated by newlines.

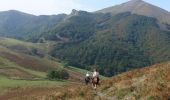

0,37,44,49
0,37,58,55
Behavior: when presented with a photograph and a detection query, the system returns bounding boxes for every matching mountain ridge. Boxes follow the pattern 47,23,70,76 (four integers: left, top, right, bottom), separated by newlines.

0,10,67,40
97,0,170,24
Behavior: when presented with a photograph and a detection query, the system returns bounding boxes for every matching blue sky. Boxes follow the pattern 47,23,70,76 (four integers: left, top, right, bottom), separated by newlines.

0,0,169,15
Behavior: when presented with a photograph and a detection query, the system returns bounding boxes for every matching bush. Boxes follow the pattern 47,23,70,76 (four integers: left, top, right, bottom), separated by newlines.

47,69,69,80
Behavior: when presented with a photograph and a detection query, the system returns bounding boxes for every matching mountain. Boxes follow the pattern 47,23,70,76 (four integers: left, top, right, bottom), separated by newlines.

42,0,170,76
0,10,66,41
43,10,96,42
97,0,170,24
0,0,170,76
49,11,170,76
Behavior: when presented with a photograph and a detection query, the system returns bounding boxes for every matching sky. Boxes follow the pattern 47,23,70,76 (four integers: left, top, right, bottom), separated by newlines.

0,0,169,15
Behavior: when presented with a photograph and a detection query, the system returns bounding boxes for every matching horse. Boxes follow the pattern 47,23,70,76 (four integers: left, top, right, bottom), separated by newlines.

85,76,100,89
91,77,100,89
85,76,91,85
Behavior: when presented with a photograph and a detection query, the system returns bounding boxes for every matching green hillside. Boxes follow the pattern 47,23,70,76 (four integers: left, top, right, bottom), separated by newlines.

0,37,98,81
0,37,94,97
0,10,66,41
49,12,170,76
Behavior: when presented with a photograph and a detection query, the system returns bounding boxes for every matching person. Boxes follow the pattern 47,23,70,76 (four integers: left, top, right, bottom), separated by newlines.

86,72,90,78
92,69,99,84
85,72,91,85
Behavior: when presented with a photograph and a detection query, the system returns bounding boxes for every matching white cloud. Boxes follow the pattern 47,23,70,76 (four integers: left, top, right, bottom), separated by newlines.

0,0,83,15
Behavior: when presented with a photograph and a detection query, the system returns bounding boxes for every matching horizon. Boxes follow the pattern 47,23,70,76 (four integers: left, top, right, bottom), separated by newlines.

0,0,170,15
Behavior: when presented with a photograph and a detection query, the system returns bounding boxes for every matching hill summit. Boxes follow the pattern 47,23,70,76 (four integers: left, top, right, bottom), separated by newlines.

97,0,170,24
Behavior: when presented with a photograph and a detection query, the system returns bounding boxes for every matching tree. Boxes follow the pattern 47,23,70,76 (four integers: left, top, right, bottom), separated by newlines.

47,69,69,80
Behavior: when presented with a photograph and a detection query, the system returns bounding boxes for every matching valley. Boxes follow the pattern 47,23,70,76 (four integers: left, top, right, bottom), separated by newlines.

0,37,94,99
0,0,170,99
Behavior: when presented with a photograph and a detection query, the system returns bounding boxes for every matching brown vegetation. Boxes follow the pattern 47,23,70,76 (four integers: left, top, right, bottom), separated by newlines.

1,61,169,100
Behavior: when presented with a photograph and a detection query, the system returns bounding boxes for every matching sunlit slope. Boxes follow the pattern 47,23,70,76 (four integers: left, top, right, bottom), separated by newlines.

50,61,170,100
98,61,170,100
97,0,170,24
0,38,91,81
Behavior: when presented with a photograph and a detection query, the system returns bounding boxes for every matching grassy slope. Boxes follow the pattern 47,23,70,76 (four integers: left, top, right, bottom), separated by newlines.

0,56,46,78
1,61,169,100
0,37,109,100
98,61,170,100
0,37,56,54
0,76,67,92
47,61,170,100
0,46,90,81
0,37,105,80
0,46,56,77
0,37,92,98
0,37,40,47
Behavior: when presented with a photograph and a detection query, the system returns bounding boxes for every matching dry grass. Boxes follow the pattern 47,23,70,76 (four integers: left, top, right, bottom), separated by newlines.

0,83,96,100
0,61,169,100
99,61,170,100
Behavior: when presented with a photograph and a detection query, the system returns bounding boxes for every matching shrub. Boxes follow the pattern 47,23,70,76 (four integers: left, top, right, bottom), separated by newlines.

47,69,69,80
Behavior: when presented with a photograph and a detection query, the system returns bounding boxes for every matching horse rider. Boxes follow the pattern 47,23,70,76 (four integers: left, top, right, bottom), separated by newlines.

92,68,100,85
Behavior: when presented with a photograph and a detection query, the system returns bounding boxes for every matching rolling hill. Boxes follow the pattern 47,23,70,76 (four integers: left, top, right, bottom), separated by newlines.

0,10,66,41
97,61,170,100
0,37,91,81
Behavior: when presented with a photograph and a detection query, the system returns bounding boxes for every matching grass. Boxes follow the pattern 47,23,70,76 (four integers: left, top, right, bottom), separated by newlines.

0,37,61,55
0,57,46,78
0,76,68,92
116,88,131,100
0,37,43,49
98,61,170,100
0,45,63,77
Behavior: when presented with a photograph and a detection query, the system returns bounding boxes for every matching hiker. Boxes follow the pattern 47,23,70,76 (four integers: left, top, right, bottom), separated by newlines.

85,72,91,85
92,68,100,88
